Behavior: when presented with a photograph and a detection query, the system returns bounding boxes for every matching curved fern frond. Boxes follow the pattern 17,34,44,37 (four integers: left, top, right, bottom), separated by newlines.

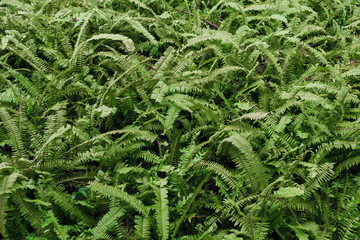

91,207,125,240
219,133,267,190
46,185,93,225
47,210,69,240
89,181,148,216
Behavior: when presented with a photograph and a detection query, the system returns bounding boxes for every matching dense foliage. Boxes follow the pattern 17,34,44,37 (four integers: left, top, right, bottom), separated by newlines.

1,0,360,239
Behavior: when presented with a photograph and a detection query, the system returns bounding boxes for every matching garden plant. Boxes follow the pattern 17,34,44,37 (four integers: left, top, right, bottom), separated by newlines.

1,0,360,239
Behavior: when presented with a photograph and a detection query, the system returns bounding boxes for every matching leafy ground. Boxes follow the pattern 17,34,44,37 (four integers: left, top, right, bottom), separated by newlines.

1,0,360,239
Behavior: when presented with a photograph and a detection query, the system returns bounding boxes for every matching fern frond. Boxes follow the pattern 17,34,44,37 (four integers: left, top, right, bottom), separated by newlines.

124,0,157,16
219,133,267,190
11,190,42,235
162,105,181,134
335,156,360,173
194,66,246,85
274,187,304,198
172,173,211,238
70,128,156,153
337,213,360,240
0,170,20,236
303,163,335,198
134,215,151,240
46,185,93,225
72,34,135,65
196,161,237,190
4,35,49,74
91,207,125,240
89,181,148,216
153,47,175,72
151,81,169,103
124,17,157,45
166,94,219,122
152,179,169,240
34,125,71,162
0,0,33,10
47,210,69,240
181,30,239,51
0,107,25,158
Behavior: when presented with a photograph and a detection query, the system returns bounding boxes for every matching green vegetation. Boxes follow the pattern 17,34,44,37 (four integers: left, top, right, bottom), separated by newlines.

1,0,360,239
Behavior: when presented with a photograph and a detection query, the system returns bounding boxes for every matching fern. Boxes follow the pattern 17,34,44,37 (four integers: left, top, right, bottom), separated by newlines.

0,107,25,158
161,105,181,134
89,181,148,216
1,0,360,238
134,215,151,240
151,81,169,103
219,133,267,190
153,47,175,72
0,168,21,236
46,185,93,225
152,179,169,240
91,207,125,239
196,161,237,190
11,190,43,235
181,30,240,51
335,156,360,173
47,210,69,240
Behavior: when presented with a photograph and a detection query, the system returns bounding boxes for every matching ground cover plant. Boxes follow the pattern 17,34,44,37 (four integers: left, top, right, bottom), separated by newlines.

1,0,360,239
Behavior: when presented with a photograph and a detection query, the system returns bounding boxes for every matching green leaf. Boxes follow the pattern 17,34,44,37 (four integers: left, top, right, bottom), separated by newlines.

235,101,252,110
89,182,148,216
134,215,151,240
151,81,168,103
163,106,181,134
0,171,20,236
47,210,69,240
91,207,125,239
274,187,304,198
288,224,309,240
153,179,169,240
93,105,116,118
